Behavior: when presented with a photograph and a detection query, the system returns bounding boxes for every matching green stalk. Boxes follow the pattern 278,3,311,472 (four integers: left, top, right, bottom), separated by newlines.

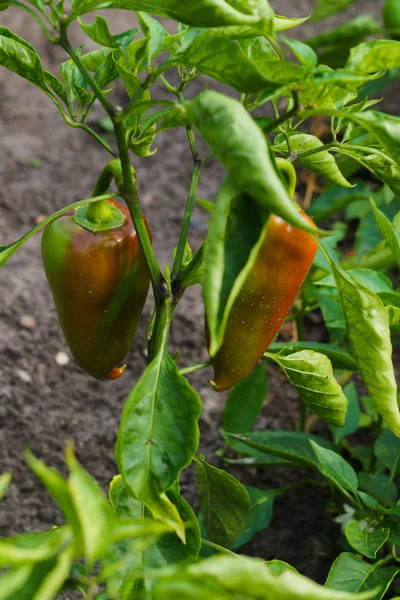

171,160,202,283
57,25,164,303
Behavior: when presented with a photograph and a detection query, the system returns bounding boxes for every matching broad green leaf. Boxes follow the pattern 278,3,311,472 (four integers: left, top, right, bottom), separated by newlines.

374,429,400,479
232,486,281,549
338,146,400,197
225,430,337,470
238,35,277,65
344,522,390,559
330,381,361,444
268,350,348,427
0,565,33,600
154,554,377,600
316,269,393,295
280,36,318,68
196,457,249,548
330,262,400,436
221,431,298,468
307,16,381,50
0,528,72,567
370,198,400,269
138,12,165,66
203,181,269,356
65,445,111,567
326,553,397,600
274,133,352,187
268,342,357,372
30,546,74,600
349,111,400,167
273,15,309,32
116,349,201,540
25,451,81,539
78,16,138,50
69,0,261,27
312,0,359,22
310,440,358,494
359,472,397,507
169,33,280,93
347,40,400,73
107,477,200,599
3,560,59,600
185,91,317,233
0,473,11,500
222,363,268,434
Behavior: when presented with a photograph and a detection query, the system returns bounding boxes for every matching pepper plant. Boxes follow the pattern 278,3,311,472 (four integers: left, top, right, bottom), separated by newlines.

1,0,400,598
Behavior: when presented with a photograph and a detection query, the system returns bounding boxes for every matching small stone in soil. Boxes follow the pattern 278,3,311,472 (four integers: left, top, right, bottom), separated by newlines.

55,351,70,366
16,369,32,383
20,315,36,329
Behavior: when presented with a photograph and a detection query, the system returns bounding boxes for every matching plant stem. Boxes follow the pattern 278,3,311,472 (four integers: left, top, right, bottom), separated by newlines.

114,121,164,297
171,159,202,283
179,361,212,376
57,23,164,301
201,539,238,557
59,21,115,119
298,402,308,432
79,124,118,158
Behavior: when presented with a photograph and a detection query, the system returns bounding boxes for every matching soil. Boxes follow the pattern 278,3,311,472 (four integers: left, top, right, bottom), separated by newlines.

0,0,394,596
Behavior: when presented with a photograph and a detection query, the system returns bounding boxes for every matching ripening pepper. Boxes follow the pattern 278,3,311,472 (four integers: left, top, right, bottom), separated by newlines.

41,200,151,380
209,211,318,392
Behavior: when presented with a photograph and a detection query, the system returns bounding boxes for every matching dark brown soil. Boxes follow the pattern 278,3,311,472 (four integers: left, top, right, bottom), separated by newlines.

0,1,393,595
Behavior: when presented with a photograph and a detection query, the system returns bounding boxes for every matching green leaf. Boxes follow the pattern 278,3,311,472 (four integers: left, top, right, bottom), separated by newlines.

138,12,165,67
65,445,111,567
116,349,201,541
310,440,358,494
307,16,381,50
330,262,400,436
274,133,352,187
280,36,317,68
359,472,397,507
222,362,268,434
312,0,359,23
221,431,298,468
268,342,357,372
154,554,377,600
24,451,81,539
316,268,394,294
330,381,361,444
30,545,74,600
203,181,269,356
326,553,397,600
338,146,400,197
225,430,337,470
232,486,281,549
347,40,400,73
196,457,249,548
0,473,11,500
273,15,309,32
237,35,276,65
349,111,400,167
268,350,348,427
374,428,400,479
169,33,280,93
107,477,200,599
78,16,138,50
69,0,261,27
0,565,33,600
370,198,400,269
0,528,72,567
344,522,390,559
185,91,317,233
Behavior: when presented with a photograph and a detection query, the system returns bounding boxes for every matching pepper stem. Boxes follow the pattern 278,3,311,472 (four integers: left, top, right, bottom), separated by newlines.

276,157,297,201
86,198,114,224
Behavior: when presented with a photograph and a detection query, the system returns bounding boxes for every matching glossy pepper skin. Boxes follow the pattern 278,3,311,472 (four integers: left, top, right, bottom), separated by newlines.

210,212,318,392
41,200,151,380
